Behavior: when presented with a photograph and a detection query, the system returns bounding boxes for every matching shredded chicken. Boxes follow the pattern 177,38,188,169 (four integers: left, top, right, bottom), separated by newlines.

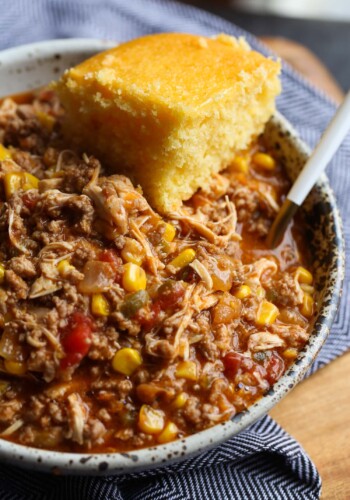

29,276,62,298
0,419,24,437
189,259,213,289
130,220,164,275
248,332,285,352
66,393,88,445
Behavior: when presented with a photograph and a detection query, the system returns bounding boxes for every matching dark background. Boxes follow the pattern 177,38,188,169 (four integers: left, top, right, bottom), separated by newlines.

178,0,350,91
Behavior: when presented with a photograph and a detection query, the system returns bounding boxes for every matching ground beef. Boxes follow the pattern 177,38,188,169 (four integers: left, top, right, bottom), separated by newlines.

5,270,28,299
9,255,37,278
266,272,303,307
0,399,22,424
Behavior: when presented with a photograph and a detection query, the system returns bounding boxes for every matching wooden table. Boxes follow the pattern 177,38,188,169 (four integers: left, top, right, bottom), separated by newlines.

270,350,350,499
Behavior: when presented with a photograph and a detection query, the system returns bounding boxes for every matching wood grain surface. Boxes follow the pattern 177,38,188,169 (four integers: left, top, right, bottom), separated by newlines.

270,350,350,499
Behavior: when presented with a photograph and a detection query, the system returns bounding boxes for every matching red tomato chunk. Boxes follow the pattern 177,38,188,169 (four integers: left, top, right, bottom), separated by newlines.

60,312,93,369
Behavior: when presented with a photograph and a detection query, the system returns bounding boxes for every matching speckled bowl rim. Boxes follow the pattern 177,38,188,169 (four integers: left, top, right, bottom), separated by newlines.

0,39,345,475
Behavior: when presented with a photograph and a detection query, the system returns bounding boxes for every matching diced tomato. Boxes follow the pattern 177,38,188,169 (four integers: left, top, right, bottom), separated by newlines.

99,249,123,282
156,280,185,309
223,352,243,378
137,302,161,332
224,352,267,381
265,351,285,385
60,312,93,369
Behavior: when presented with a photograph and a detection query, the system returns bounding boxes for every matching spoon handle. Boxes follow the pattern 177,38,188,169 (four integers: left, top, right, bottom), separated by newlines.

288,90,350,206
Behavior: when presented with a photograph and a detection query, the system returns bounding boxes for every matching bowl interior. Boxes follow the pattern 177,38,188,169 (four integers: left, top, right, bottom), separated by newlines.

0,39,344,475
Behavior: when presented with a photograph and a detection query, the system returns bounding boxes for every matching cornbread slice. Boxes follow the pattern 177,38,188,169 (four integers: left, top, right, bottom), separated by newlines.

56,33,281,213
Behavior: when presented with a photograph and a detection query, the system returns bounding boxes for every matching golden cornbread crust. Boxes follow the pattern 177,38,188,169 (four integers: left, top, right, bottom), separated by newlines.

56,33,281,213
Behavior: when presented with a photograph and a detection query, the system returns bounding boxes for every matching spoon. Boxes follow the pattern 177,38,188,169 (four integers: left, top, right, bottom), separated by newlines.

267,90,350,248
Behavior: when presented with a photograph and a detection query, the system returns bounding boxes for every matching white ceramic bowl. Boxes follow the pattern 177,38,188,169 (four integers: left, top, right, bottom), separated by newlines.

0,39,345,475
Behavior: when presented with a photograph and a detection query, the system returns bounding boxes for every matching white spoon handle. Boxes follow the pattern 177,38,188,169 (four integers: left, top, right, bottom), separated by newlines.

288,90,350,206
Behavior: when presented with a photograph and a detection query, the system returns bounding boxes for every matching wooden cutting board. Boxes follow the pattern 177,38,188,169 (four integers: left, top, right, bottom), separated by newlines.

270,350,350,499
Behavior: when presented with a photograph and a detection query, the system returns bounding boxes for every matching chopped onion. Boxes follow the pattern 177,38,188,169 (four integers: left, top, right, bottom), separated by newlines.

78,261,115,294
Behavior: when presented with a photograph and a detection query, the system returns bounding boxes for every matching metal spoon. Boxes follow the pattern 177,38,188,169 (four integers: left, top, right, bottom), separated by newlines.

267,90,350,248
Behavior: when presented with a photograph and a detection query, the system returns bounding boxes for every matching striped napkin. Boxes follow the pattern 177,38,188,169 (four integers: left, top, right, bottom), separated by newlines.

0,1,349,499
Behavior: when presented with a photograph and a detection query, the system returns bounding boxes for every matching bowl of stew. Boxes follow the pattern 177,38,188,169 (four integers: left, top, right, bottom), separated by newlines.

0,39,344,474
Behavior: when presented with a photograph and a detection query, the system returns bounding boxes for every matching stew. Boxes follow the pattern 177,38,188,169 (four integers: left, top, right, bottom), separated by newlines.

0,89,315,452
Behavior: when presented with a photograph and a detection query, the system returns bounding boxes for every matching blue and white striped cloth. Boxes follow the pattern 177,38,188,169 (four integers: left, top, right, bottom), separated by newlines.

0,1,349,499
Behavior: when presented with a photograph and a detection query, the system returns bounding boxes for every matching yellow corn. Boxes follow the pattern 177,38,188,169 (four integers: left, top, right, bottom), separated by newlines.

301,293,314,317
4,360,26,376
282,347,299,360
4,172,22,199
122,263,147,292
256,300,279,326
252,152,276,170
234,285,251,300
231,156,249,173
121,238,144,266
157,422,179,444
57,259,75,276
91,293,110,317
22,173,39,191
175,360,198,381
256,286,266,299
36,111,55,132
163,223,176,242
0,263,5,285
138,404,165,434
169,249,196,271
112,347,142,376
0,144,11,161
296,266,313,285
3,172,39,199
300,284,315,294
171,392,189,409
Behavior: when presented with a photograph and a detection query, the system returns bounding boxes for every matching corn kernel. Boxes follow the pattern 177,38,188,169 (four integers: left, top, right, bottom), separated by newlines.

175,361,198,381
231,156,249,173
138,404,165,434
4,172,22,199
91,293,110,317
3,172,39,199
0,144,11,161
282,347,299,360
256,286,266,299
4,360,26,376
122,263,147,292
234,285,251,299
121,238,144,265
252,152,276,170
301,293,314,317
163,223,176,242
300,284,315,294
295,266,313,285
112,347,142,376
36,111,55,132
57,259,75,276
171,392,189,409
169,249,196,271
0,263,5,285
256,300,279,326
157,422,179,444
22,173,39,191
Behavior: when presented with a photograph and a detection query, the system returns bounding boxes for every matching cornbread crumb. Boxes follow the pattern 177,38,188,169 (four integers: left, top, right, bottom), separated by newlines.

56,33,281,213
